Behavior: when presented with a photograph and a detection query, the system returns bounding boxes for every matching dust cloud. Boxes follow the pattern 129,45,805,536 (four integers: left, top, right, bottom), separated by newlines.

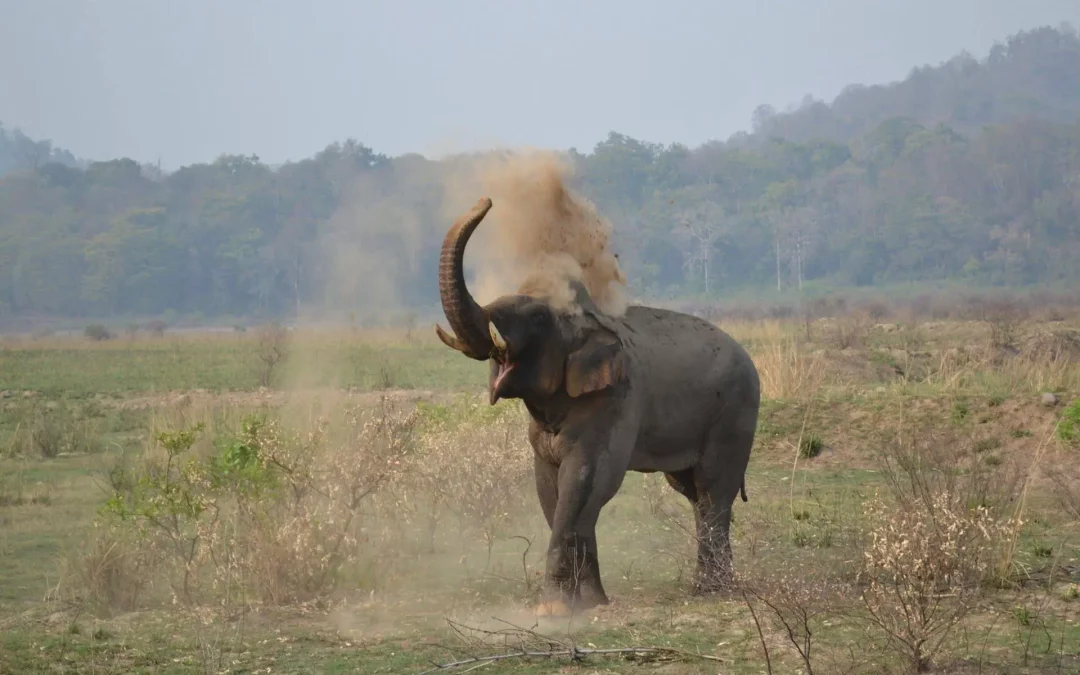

310,147,629,326
317,155,439,323
441,149,630,317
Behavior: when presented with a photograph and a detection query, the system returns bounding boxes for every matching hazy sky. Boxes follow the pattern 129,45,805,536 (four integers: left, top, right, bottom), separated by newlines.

2,0,1077,169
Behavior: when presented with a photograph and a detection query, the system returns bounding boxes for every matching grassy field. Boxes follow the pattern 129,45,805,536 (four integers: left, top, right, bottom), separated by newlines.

3,311,1080,673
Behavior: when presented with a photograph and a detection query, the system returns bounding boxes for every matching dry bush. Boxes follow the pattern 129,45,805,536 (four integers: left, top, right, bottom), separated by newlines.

25,404,103,458
255,322,291,387
402,399,533,566
859,493,1016,673
962,295,1029,349
740,571,852,675
822,311,872,350
1019,329,1080,365
64,524,154,613
231,401,419,604
858,430,1024,673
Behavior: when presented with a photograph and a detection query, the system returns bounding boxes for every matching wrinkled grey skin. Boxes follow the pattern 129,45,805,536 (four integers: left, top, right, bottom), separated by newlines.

436,198,760,615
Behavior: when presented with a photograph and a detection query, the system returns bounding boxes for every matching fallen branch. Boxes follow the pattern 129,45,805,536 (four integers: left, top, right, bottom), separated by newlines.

416,617,725,673
418,645,724,673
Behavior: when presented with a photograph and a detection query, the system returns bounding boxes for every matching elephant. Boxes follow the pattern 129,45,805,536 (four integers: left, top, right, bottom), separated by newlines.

434,197,761,617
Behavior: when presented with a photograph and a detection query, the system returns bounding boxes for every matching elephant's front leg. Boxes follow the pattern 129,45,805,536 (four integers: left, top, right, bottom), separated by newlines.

535,452,624,617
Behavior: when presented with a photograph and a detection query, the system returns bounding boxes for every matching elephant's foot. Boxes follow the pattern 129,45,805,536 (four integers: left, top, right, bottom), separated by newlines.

578,584,610,610
535,584,609,618
534,598,571,617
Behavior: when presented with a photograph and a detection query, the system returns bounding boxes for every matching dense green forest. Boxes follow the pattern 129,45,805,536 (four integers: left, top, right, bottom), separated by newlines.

1,25,1079,324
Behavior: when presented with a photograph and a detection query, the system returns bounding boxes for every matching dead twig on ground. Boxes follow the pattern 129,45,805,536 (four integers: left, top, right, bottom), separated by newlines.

416,617,725,673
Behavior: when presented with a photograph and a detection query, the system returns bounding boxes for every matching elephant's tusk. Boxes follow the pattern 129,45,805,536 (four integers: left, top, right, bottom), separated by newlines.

435,324,467,353
488,321,508,352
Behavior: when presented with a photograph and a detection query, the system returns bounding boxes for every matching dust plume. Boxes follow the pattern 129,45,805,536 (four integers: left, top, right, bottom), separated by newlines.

441,149,630,317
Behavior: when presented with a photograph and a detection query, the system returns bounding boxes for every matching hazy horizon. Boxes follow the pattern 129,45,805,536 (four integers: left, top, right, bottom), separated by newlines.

2,0,1078,169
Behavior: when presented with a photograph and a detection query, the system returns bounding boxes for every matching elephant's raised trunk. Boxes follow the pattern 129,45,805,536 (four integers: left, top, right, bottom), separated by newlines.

436,197,495,360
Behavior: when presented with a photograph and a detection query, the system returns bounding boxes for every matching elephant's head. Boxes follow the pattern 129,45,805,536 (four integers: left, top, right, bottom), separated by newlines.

435,198,628,406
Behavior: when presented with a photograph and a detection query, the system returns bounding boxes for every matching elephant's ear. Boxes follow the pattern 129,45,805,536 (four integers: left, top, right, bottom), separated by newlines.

565,332,627,398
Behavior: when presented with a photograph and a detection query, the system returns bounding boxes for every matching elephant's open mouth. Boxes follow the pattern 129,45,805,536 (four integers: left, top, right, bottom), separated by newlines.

490,359,516,405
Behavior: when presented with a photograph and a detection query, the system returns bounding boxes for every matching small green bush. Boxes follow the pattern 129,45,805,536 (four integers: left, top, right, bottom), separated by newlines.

1057,398,1080,444
951,400,970,423
799,435,824,459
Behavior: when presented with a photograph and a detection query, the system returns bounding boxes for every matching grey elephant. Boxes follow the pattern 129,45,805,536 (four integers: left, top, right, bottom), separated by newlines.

435,198,760,616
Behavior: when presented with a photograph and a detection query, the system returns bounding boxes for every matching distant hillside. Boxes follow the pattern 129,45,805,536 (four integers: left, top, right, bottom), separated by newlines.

750,24,1080,143
0,125,83,177
1,25,1079,324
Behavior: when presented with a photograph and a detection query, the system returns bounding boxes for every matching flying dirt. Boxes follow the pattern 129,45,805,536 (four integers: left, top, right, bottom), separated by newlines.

434,172,761,617
439,150,629,318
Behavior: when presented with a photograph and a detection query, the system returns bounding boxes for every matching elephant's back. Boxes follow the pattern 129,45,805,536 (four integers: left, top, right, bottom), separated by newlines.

623,305,722,333
622,306,742,354
620,305,758,395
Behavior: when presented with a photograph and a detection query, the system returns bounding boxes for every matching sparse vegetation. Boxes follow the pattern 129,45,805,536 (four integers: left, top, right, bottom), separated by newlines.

254,322,291,388
2,306,1079,673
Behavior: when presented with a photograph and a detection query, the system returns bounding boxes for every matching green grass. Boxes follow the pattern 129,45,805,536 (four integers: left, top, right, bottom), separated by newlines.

0,338,483,395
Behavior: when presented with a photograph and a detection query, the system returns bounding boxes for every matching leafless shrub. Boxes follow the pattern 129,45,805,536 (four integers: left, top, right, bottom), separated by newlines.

235,401,420,604
255,322,290,387
64,525,153,614
740,571,851,675
641,472,674,517
823,311,872,349
408,400,533,568
963,295,1028,349
859,491,1016,673
986,303,1027,351
858,431,1023,673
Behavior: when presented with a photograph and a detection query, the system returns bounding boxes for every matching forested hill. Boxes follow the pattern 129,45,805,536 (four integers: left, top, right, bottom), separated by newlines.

0,125,82,178
749,24,1080,143
1,24,1079,324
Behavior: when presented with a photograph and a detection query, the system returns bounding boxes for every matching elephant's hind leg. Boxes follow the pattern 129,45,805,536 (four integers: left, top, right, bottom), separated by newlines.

690,423,754,596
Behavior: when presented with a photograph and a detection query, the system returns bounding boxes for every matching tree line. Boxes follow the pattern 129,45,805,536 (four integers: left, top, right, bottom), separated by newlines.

1,24,1078,324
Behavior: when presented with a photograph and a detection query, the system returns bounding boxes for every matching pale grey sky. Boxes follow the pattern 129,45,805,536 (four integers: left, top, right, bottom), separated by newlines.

1,0,1077,169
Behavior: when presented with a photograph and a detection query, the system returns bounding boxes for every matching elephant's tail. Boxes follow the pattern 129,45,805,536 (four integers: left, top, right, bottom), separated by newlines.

740,481,748,502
